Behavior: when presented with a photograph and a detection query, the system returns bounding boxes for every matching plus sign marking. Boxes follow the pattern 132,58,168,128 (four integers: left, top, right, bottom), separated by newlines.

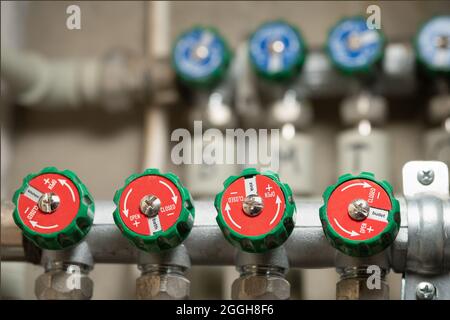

265,184,273,192
133,220,140,227
367,226,374,233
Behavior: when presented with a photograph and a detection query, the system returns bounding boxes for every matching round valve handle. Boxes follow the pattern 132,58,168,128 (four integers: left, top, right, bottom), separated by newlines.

319,172,400,257
214,168,296,253
414,15,450,74
12,167,95,250
113,169,195,252
248,20,307,81
172,26,231,86
326,16,385,74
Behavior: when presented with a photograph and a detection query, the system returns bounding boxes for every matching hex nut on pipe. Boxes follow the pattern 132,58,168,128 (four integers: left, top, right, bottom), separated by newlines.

136,273,190,300
336,277,389,300
231,275,290,300
35,269,93,300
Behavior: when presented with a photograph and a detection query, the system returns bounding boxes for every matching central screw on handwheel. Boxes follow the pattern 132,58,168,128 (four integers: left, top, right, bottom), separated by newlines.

347,34,362,50
194,45,209,60
140,195,161,218
436,35,449,49
347,198,370,221
242,194,264,217
38,192,60,213
270,40,285,54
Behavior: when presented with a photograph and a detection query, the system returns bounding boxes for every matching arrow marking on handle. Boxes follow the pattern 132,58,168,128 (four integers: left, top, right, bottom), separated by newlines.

341,181,372,192
334,218,359,237
58,179,75,202
270,195,282,225
30,220,58,230
225,202,241,229
159,180,178,204
359,30,379,46
123,188,132,218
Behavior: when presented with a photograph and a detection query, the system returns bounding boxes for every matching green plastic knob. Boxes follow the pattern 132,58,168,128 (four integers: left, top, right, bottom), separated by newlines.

248,20,307,81
172,26,232,87
214,168,296,253
320,172,400,257
12,167,95,250
113,168,195,252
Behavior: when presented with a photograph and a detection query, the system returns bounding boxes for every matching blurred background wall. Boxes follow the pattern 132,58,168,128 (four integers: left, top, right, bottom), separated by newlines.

1,1,449,299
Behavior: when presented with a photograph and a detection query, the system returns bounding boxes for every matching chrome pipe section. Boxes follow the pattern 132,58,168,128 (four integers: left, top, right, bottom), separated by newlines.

0,47,154,112
1,198,408,270
1,44,415,113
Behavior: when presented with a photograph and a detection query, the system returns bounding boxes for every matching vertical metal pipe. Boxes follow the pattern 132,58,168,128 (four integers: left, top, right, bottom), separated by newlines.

141,1,171,171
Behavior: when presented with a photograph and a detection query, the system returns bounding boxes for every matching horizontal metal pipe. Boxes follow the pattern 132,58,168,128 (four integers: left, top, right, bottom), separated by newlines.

1,199,408,270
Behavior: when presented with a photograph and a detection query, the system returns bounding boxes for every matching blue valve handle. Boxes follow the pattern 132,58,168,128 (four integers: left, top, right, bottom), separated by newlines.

249,21,307,81
172,26,231,86
327,16,385,74
415,16,450,74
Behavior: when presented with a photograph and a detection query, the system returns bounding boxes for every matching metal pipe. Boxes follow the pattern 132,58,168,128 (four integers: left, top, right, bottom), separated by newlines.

1,199,408,270
142,1,174,170
1,47,99,109
232,247,291,300
136,245,191,299
1,47,154,112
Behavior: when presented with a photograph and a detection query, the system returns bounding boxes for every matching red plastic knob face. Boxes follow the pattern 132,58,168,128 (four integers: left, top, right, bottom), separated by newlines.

113,169,195,252
16,173,80,234
13,167,94,250
117,175,183,236
320,172,400,257
326,178,393,241
215,168,296,253
220,174,286,237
